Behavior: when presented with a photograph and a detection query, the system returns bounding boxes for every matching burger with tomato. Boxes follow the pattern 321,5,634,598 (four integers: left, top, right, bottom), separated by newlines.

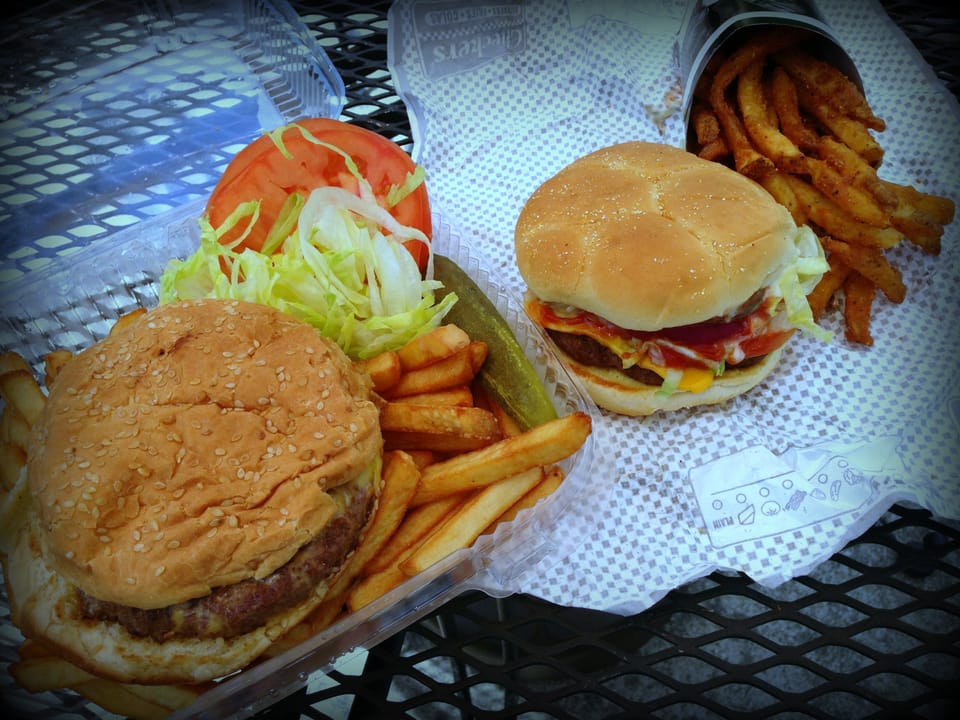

515,141,831,416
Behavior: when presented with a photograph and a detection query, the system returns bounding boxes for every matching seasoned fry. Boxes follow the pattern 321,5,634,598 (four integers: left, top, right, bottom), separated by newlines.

821,237,906,303
803,156,891,227
411,411,591,506
692,102,722,145
842,271,876,346
817,136,897,211
397,324,471,370
794,82,884,165
708,30,802,178
696,137,730,162
807,255,851,321
738,58,805,172
769,65,819,153
381,402,502,453
781,175,902,249
400,466,545,576
759,171,806,226
354,350,402,393
774,48,885,131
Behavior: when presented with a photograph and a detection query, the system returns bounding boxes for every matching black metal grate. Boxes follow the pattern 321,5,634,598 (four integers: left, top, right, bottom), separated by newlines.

262,3,960,719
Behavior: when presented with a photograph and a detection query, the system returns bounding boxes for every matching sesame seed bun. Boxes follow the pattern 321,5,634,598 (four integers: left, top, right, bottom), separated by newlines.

6,298,383,684
515,141,797,331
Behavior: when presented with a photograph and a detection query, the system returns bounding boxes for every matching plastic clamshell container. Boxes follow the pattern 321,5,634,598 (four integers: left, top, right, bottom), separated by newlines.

0,202,604,718
0,0,345,283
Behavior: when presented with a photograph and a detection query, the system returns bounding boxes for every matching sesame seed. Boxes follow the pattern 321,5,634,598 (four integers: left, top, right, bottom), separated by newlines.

155,565,165,577
167,540,181,549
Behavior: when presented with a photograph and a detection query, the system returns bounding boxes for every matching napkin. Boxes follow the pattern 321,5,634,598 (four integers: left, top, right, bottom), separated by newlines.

387,0,960,613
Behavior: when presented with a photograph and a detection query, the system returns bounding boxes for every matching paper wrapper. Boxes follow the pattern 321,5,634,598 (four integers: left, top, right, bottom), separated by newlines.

387,0,960,613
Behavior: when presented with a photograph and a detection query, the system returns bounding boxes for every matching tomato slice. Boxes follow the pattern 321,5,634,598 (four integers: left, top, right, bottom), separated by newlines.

206,118,432,273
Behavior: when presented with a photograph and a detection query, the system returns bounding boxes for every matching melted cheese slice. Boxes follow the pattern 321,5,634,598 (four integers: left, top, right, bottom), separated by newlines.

526,297,717,394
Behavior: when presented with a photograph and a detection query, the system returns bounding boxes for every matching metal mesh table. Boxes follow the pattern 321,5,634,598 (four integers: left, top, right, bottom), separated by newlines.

262,2,960,718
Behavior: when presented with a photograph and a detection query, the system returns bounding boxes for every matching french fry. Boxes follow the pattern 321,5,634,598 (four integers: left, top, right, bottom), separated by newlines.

817,136,898,211
0,350,32,377
0,469,32,553
488,464,565,530
842,271,876,346
769,65,819,153
803,156,891,228
774,48,885,131
807,255,851,321
697,137,730,162
12,653,98,692
354,350,402,394
390,385,474,407
401,466,544,576
361,495,461,576
0,368,46,428
821,237,906,303
43,349,74,387
382,343,482,398
381,402,502,453
759,171,807,226
346,562,410,612
692,102,722,145
411,411,591,506
781,175,902,249
109,307,147,336
0,403,31,450
708,30,802,178
273,449,424,645
0,440,26,491
74,678,203,720
794,81,884,165
738,58,806,172
328,450,422,597
397,324,471,370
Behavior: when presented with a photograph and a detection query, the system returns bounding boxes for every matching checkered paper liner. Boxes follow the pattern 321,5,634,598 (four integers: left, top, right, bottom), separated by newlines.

388,0,960,614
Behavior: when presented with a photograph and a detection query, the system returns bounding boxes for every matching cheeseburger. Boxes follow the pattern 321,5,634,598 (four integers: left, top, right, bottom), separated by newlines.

5,298,382,685
515,141,830,416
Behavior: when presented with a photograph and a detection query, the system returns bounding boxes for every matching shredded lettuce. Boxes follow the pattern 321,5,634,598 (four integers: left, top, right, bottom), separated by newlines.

160,185,456,359
772,224,833,343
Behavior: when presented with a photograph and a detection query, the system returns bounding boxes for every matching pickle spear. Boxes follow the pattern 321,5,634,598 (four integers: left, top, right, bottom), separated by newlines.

433,254,558,431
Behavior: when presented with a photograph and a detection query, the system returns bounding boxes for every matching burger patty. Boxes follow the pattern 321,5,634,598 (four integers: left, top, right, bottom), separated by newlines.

78,482,374,643
548,329,766,384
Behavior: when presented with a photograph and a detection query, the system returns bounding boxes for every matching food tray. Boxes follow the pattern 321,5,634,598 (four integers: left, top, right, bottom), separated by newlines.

0,0,345,283
0,200,606,719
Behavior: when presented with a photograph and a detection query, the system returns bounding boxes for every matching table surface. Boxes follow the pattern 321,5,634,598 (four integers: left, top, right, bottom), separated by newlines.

1,1,958,719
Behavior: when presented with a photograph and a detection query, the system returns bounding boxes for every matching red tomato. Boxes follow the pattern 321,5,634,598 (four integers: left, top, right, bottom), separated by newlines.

206,118,432,273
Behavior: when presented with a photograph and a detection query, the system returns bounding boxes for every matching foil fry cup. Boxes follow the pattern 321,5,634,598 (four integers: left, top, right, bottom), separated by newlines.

677,0,862,150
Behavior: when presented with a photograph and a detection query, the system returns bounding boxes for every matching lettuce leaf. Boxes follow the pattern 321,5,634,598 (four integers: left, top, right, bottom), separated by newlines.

773,224,833,342
160,186,456,359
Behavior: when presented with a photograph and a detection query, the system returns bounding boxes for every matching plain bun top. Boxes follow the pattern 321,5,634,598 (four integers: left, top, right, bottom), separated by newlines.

27,298,382,609
514,141,798,330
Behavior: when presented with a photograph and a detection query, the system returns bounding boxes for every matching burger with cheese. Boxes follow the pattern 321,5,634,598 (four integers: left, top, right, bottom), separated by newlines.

5,298,383,685
515,141,830,416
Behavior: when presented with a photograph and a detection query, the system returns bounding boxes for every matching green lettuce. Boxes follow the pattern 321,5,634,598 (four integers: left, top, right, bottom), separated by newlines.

160,185,456,359
774,224,833,342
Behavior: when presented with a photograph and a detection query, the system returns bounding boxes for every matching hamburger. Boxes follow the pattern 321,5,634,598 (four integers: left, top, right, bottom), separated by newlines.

515,141,830,416
4,298,383,685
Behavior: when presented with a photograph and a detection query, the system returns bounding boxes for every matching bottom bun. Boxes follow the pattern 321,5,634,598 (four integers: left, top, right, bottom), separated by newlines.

559,347,785,416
